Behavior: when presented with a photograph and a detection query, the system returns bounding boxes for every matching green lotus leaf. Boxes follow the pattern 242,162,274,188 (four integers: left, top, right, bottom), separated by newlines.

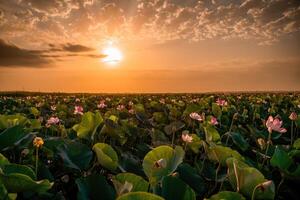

212,103,222,118
0,181,17,200
0,125,29,151
226,158,275,199
142,145,184,185
72,111,103,140
93,143,119,171
177,163,206,196
161,176,196,200
183,104,201,116
117,192,164,200
0,114,29,130
57,141,93,171
293,138,300,149
153,112,168,124
187,134,203,154
0,153,10,168
76,174,116,200
114,173,149,193
0,173,52,194
2,164,36,180
205,191,246,200
270,146,293,170
207,145,244,166
204,125,220,142
230,132,249,151
30,107,40,117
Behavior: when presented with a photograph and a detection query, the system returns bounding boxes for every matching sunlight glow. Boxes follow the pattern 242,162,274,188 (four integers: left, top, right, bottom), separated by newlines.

101,47,123,65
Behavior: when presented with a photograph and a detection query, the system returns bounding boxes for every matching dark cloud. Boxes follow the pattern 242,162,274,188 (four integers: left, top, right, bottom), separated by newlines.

0,39,104,67
0,39,49,67
47,43,95,52
61,43,94,52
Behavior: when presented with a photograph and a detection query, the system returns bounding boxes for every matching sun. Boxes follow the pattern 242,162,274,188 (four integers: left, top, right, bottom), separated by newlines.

101,47,123,65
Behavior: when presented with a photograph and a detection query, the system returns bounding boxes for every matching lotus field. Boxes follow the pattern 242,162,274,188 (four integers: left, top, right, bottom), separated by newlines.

0,93,300,200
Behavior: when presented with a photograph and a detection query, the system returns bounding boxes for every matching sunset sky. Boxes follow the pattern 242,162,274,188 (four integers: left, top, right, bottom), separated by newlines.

0,0,299,93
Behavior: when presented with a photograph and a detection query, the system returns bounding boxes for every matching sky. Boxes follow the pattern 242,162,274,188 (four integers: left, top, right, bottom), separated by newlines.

0,0,299,93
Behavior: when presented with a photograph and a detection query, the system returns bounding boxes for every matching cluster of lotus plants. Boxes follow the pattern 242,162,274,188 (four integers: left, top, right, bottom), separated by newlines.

0,93,299,200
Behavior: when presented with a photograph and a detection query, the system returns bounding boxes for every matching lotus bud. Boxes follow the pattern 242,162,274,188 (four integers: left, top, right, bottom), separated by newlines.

289,112,298,121
33,137,44,148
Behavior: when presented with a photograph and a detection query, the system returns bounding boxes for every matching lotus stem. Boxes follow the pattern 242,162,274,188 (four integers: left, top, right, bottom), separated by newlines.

225,113,236,146
262,130,272,167
251,184,261,200
233,161,240,192
171,130,175,148
291,121,294,145
35,147,39,177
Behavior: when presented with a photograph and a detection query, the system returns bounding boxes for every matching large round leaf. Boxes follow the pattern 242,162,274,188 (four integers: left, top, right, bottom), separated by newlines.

212,103,222,118
270,146,293,170
204,125,220,142
0,126,28,151
2,164,36,180
114,173,149,192
93,143,118,171
0,153,10,168
226,158,275,200
187,134,203,154
76,174,116,200
72,111,103,140
230,132,249,152
142,145,184,185
0,114,29,130
117,192,164,200
0,173,52,194
206,191,246,200
161,176,196,200
206,145,244,166
177,163,206,196
57,141,93,171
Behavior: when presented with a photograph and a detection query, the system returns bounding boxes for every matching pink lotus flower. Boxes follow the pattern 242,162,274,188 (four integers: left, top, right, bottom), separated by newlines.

97,100,107,109
75,98,81,102
117,104,125,111
182,133,193,143
46,117,60,127
266,116,287,133
216,98,228,106
74,105,84,115
210,116,219,125
128,109,135,114
289,112,298,121
189,112,204,121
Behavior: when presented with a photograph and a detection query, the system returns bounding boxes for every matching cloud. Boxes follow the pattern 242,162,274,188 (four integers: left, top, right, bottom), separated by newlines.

48,43,95,52
0,0,299,46
0,39,49,67
0,39,104,67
